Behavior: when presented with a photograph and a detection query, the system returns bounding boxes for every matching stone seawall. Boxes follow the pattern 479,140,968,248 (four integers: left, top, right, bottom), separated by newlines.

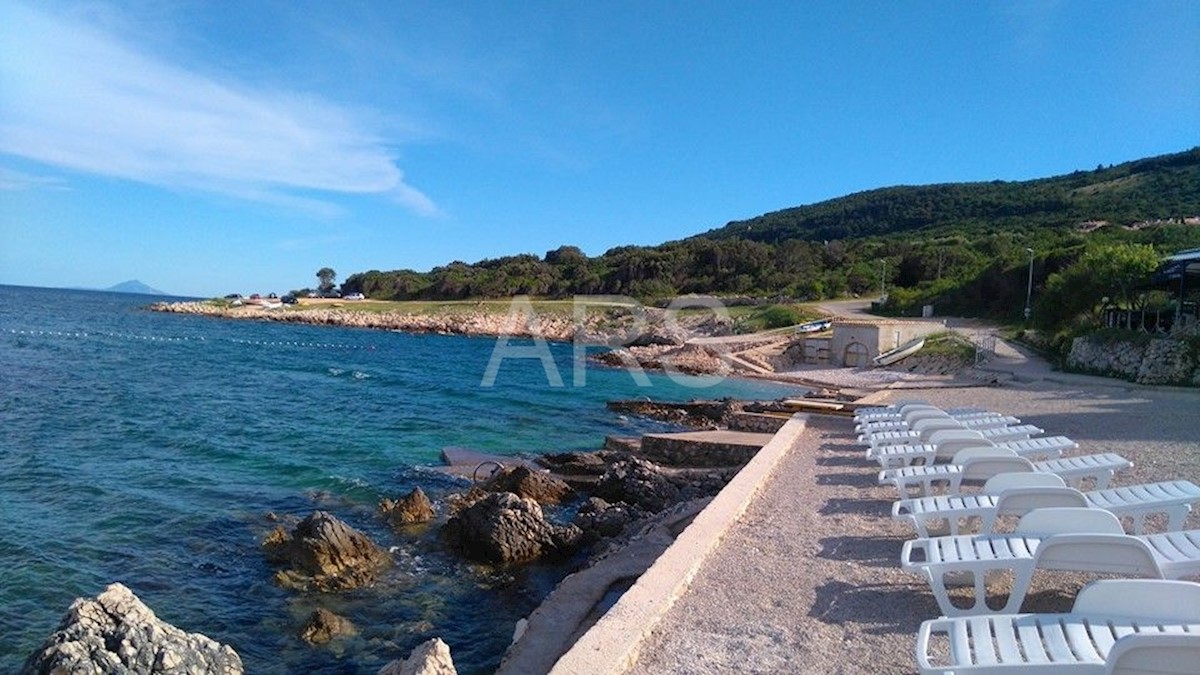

1066,327,1200,386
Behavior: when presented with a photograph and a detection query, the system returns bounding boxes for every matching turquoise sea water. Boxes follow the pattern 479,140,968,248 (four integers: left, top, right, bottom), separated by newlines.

0,285,801,673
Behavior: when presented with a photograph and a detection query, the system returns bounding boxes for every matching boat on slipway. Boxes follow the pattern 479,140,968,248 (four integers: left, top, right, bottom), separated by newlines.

872,337,925,366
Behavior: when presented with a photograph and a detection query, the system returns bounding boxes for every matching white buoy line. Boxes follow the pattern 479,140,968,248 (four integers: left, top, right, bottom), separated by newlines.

5,328,374,351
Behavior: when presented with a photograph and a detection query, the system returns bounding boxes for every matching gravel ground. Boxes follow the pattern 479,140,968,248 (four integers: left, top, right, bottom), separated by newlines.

625,379,1200,675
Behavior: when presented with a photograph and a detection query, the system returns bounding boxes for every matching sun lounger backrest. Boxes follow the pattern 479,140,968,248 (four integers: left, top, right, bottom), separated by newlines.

959,456,1035,483
932,439,997,461
911,418,964,436
982,472,1066,494
903,409,952,425
1105,633,1200,674
1073,579,1200,622
951,446,1018,463
926,428,985,448
1015,507,1123,535
993,487,1088,519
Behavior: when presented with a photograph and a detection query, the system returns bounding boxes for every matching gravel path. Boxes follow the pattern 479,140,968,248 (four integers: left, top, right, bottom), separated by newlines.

625,379,1200,674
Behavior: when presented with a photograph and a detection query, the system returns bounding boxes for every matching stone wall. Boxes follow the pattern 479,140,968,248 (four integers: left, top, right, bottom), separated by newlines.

1066,327,1200,386
727,412,789,433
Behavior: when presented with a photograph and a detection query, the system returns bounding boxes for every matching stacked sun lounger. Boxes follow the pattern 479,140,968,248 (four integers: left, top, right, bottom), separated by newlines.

849,400,1200,673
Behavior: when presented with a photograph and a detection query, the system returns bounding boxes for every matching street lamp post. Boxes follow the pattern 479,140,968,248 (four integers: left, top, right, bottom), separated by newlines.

1023,248,1035,320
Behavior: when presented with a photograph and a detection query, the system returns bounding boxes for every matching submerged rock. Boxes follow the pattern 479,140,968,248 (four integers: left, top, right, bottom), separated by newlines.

380,487,436,527
442,492,581,564
482,466,574,504
299,608,356,645
21,582,243,675
262,510,390,592
377,637,457,675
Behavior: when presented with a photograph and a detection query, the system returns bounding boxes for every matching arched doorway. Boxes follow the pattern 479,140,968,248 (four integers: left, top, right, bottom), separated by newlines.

843,341,869,367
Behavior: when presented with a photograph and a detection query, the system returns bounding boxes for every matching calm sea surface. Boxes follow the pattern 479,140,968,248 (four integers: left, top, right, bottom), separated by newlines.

0,285,801,674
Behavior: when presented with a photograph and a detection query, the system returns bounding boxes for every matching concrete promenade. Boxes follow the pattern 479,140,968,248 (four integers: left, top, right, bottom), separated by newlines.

545,336,1200,674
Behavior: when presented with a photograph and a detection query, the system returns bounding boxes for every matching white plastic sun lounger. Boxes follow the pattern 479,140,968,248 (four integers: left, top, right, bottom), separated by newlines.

879,448,1132,498
865,429,1043,460
856,410,1014,435
859,415,1024,445
915,579,1200,673
901,508,1200,617
854,401,988,421
894,473,1200,537
871,435,1077,470
865,423,1043,451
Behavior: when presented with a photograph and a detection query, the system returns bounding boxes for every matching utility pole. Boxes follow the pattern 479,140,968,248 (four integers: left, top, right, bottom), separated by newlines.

879,259,886,299
1023,248,1034,320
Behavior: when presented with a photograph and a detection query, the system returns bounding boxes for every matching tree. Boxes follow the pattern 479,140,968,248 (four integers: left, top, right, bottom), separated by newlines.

316,267,337,294
1033,243,1160,330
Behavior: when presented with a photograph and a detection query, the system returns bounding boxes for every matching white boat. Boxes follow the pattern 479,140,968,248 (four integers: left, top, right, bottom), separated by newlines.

873,337,925,366
794,318,832,334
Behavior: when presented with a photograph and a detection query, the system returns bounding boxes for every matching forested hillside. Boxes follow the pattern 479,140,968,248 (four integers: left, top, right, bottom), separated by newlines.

341,148,1200,320
701,148,1200,242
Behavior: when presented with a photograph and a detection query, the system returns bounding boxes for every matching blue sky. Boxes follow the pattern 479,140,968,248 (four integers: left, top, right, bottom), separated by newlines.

2,1,1197,298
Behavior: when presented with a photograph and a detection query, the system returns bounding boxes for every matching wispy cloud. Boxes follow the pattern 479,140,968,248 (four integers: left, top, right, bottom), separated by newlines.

0,166,69,191
0,2,439,216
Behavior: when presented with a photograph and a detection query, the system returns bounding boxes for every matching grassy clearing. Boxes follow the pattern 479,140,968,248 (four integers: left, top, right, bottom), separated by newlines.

919,331,977,360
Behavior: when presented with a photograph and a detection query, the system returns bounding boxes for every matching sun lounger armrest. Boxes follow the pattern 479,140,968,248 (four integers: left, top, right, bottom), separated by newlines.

1072,580,1200,622
899,538,929,570
914,618,956,675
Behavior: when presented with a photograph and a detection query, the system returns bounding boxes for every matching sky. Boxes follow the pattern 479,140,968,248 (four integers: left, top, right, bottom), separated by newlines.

1,1,1198,298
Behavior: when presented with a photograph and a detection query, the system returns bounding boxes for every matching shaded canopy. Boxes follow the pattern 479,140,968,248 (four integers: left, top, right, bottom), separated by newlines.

1151,247,1200,287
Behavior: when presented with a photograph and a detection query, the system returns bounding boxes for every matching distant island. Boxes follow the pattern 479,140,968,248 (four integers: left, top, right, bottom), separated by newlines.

105,280,167,295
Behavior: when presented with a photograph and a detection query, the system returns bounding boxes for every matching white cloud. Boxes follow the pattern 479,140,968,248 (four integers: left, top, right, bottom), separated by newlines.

0,166,69,191
0,2,438,216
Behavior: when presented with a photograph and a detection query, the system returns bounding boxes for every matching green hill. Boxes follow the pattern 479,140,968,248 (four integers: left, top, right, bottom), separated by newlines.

700,147,1200,243
340,147,1200,315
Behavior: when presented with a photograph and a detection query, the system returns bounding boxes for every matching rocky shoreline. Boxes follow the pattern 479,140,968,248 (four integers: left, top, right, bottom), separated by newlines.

149,300,731,345
22,399,785,674
147,300,790,379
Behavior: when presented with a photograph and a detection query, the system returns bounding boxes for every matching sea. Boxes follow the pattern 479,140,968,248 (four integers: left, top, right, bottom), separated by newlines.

0,285,802,674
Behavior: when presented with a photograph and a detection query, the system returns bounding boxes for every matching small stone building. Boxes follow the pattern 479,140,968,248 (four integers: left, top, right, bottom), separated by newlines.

800,319,946,367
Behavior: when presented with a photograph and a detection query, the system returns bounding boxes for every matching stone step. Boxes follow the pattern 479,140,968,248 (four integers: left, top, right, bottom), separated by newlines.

639,430,775,467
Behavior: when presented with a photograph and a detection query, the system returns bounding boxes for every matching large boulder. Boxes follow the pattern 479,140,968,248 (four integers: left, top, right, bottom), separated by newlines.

21,583,243,675
572,497,647,542
482,466,574,504
377,637,457,675
379,487,436,527
442,493,581,564
262,511,390,592
593,458,680,513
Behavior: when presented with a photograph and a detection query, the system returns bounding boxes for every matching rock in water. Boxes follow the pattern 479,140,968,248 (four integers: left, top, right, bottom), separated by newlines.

442,493,581,564
377,637,457,675
572,497,647,542
594,457,680,512
299,608,356,645
21,582,243,674
262,510,390,591
379,487,436,527
482,466,574,504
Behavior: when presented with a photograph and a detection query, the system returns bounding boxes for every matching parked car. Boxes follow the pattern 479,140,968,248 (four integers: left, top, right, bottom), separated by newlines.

281,294,298,305
344,293,365,301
